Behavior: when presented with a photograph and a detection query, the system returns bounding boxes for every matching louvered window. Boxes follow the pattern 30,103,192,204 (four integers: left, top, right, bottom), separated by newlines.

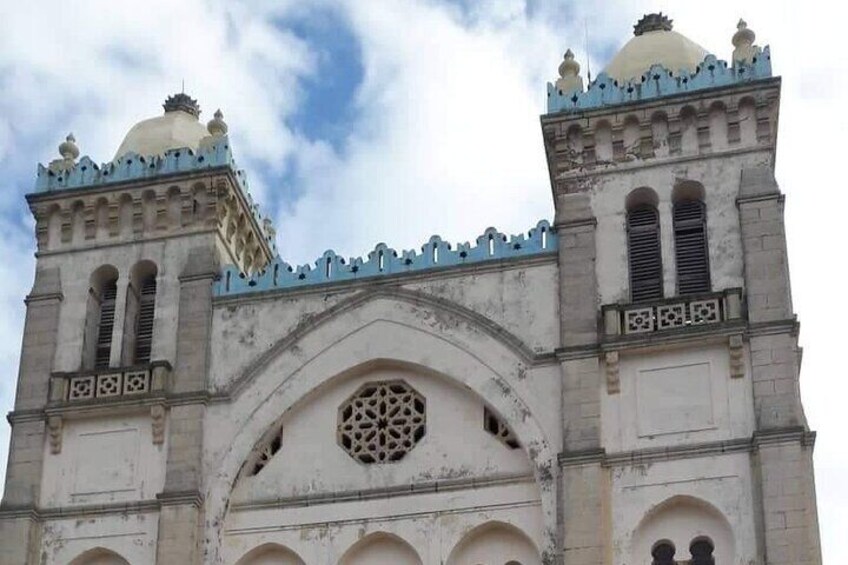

94,282,117,369
627,205,663,302
134,276,156,364
673,200,710,295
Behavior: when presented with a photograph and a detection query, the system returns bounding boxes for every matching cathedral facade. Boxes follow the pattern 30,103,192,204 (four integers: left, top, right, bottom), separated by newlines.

0,14,822,565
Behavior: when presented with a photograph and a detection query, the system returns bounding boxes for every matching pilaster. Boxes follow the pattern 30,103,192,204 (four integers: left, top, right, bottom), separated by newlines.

0,267,62,563
738,167,821,563
555,192,606,565
155,246,217,564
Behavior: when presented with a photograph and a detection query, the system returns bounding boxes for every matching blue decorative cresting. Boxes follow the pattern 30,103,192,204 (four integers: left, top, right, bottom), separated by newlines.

32,136,274,250
35,136,241,192
215,220,557,297
546,49,772,114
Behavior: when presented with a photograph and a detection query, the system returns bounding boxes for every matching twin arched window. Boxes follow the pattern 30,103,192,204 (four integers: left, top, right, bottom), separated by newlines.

83,262,157,370
652,538,715,565
626,185,710,302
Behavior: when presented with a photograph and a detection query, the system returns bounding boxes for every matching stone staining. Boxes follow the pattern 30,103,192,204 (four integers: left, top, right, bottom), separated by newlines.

338,381,426,464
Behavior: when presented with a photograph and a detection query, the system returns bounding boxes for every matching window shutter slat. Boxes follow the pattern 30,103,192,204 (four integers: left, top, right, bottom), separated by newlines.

134,277,156,364
674,200,710,295
95,283,117,369
627,205,663,302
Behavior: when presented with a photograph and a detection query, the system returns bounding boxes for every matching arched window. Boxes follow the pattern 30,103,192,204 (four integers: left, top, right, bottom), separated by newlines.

673,198,710,295
83,266,119,370
123,261,157,365
690,538,715,565
627,202,663,302
651,541,675,565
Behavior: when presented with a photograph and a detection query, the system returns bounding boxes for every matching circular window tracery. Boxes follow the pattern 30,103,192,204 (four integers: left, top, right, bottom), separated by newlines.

337,380,426,464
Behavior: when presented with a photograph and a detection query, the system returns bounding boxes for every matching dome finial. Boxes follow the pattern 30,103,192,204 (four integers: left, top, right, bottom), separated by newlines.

732,18,757,66
58,133,79,162
556,49,584,95
634,13,673,36
207,109,228,136
163,93,201,118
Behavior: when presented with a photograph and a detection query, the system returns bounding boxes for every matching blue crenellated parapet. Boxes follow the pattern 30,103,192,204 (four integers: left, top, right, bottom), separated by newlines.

34,137,239,193
215,220,557,297
546,48,772,114
32,136,275,249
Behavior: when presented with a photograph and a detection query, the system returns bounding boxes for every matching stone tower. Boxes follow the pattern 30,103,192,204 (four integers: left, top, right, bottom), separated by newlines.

544,14,820,565
0,14,822,565
0,95,275,564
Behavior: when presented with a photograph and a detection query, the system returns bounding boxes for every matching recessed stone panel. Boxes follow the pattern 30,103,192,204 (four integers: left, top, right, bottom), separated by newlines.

636,362,715,437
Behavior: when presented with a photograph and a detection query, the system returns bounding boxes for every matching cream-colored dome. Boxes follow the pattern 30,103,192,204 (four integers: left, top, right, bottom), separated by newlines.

114,94,209,160
603,14,708,83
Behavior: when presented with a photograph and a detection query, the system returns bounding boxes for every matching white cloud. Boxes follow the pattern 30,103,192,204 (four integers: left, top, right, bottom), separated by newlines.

0,0,845,561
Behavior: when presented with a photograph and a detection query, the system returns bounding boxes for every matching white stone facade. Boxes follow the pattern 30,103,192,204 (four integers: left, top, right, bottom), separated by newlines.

0,15,822,565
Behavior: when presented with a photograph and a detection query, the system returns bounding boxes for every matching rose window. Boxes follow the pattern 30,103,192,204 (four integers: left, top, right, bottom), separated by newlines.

337,380,426,464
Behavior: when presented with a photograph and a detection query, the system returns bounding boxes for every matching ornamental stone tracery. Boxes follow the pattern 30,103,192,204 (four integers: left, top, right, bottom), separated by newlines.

337,380,426,464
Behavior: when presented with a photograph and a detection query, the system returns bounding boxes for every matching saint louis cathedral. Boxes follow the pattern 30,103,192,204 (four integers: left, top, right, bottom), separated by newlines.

0,13,823,565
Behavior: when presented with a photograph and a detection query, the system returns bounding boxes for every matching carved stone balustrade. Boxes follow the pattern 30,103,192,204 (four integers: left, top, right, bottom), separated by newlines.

49,361,172,405
602,288,743,338
44,361,173,453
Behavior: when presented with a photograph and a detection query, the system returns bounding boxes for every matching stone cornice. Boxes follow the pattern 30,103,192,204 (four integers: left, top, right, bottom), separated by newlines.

557,431,817,469
229,472,535,512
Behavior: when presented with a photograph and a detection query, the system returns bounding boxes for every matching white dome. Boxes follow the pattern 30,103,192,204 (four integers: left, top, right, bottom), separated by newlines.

114,94,209,160
603,16,709,83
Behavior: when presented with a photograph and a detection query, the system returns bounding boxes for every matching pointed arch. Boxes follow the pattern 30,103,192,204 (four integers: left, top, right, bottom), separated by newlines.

68,547,130,565
447,521,541,565
204,289,558,562
338,532,422,565
631,495,734,565
224,287,544,397
234,543,305,565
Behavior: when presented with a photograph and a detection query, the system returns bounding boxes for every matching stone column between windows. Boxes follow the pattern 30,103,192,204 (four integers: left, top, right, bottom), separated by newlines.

555,192,608,565
155,247,217,565
0,266,63,564
738,167,822,564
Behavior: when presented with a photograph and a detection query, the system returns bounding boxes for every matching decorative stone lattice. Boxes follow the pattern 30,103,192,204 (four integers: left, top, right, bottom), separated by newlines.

248,424,283,476
483,407,520,449
338,381,426,464
624,307,655,334
96,373,122,397
68,376,95,400
656,303,686,330
123,370,150,395
690,298,720,324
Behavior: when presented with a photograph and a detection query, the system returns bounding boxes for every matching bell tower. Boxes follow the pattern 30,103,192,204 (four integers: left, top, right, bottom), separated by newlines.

0,94,275,564
544,15,821,565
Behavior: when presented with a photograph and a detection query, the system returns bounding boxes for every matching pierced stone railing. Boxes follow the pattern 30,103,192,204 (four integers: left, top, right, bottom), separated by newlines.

49,361,172,403
602,288,743,337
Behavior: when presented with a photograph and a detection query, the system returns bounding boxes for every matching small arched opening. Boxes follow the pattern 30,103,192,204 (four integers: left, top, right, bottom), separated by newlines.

83,265,119,370
122,260,158,365
625,187,663,302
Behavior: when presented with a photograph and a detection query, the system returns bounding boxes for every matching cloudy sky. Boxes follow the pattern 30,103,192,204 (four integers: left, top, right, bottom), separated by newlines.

0,0,843,559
